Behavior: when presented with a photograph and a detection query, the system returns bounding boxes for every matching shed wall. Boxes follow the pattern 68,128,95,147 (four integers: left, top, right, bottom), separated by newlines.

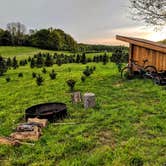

132,45,166,71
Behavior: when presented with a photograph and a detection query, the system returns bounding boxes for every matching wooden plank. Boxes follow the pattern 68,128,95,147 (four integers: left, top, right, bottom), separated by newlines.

0,136,19,146
27,118,48,128
10,126,41,141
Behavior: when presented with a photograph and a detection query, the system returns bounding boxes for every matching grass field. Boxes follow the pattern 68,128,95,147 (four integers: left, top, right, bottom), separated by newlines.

0,47,165,166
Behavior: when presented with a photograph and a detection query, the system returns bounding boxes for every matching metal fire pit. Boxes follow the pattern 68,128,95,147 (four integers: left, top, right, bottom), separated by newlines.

25,102,67,122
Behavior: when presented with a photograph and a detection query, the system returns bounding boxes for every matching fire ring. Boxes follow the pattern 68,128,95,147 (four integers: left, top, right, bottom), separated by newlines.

25,102,67,122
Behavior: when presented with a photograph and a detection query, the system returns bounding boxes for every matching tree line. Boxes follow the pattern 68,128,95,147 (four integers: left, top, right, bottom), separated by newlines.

0,22,128,52
0,22,77,51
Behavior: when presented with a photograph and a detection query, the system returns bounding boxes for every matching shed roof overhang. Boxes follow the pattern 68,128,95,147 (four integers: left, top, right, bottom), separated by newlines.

116,35,166,54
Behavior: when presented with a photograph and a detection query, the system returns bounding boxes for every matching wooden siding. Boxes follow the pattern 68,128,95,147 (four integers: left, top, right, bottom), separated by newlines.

116,35,166,71
132,45,166,71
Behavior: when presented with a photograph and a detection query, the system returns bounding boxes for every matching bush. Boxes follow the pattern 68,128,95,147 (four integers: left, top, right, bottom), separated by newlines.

129,157,144,166
42,68,47,74
6,76,10,82
32,72,36,78
18,72,23,77
36,74,44,86
81,75,86,82
83,66,92,77
66,79,76,92
49,70,57,80
0,56,8,76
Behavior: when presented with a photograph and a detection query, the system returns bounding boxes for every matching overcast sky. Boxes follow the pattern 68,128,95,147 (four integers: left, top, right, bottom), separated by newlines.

0,0,166,45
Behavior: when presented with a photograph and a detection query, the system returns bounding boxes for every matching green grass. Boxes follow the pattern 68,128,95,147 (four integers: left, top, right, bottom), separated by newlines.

0,46,74,60
0,47,166,166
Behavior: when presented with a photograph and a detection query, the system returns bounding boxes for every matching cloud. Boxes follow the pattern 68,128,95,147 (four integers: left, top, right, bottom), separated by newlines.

82,26,166,45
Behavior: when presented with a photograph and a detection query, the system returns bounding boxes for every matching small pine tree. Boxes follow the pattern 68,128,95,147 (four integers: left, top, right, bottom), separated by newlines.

28,56,32,62
6,57,12,68
45,54,53,67
49,69,57,80
36,74,44,86
18,72,23,77
0,56,7,76
42,68,47,74
76,54,81,63
81,75,86,82
102,53,108,65
56,58,62,66
30,58,35,68
66,79,76,92
32,72,36,78
12,56,18,69
80,53,86,64
83,66,91,77
36,56,44,68
6,76,10,82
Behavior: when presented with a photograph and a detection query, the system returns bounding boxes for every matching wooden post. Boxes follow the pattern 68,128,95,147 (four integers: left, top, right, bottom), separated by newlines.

83,93,96,109
71,91,82,103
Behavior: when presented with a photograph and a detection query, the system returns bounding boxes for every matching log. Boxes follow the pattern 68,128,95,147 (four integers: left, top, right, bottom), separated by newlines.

0,136,20,146
83,93,96,109
10,126,41,141
27,118,48,127
71,91,82,103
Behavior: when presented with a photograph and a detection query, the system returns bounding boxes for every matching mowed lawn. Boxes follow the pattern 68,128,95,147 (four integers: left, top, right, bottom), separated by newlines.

0,47,166,166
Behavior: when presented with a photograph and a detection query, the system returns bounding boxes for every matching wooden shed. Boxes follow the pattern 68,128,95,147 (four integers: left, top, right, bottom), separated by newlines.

116,35,166,72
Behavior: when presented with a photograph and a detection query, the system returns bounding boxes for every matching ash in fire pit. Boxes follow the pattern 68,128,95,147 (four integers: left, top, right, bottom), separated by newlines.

25,102,67,122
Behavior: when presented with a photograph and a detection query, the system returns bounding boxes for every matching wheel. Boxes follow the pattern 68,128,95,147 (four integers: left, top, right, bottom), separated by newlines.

153,76,161,85
144,65,157,73
121,67,132,80
144,66,157,79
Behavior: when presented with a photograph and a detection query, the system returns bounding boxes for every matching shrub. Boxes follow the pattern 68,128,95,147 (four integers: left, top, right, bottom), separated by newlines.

30,58,35,68
12,56,19,69
129,157,144,166
6,76,10,82
83,66,91,77
18,72,23,77
93,66,96,71
49,70,57,80
36,74,44,86
66,79,76,92
32,72,36,78
42,68,47,74
81,75,86,82
0,56,8,76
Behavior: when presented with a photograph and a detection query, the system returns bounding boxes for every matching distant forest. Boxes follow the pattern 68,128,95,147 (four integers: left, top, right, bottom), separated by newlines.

0,22,128,52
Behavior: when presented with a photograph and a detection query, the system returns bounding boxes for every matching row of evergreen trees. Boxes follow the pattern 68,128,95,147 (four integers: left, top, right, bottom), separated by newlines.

28,52,111,68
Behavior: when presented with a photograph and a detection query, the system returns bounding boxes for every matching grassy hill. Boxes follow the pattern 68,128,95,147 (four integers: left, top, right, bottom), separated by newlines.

0,47,165,165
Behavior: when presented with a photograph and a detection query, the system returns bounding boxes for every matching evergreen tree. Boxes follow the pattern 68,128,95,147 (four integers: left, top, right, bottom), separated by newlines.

36,56,44,68
30,58,35,68
80,53,86,64
76,54,81,63
12,56,18,69
6,57,12,67
49,69,57,80
45,54,53,66
0,56,7,76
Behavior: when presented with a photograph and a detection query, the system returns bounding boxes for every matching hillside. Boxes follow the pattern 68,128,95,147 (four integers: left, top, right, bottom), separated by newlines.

0,47,165,165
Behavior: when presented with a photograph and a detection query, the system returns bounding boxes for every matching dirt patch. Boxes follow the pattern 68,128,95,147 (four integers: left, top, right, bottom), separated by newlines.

113,81,124,87
97,130,116,149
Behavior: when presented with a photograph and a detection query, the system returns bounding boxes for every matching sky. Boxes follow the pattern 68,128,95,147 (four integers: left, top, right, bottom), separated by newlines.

0,0,166,45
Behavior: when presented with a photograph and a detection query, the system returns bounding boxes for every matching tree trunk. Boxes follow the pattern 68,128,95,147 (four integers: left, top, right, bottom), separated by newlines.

83,93,96,109
71,91,82,103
